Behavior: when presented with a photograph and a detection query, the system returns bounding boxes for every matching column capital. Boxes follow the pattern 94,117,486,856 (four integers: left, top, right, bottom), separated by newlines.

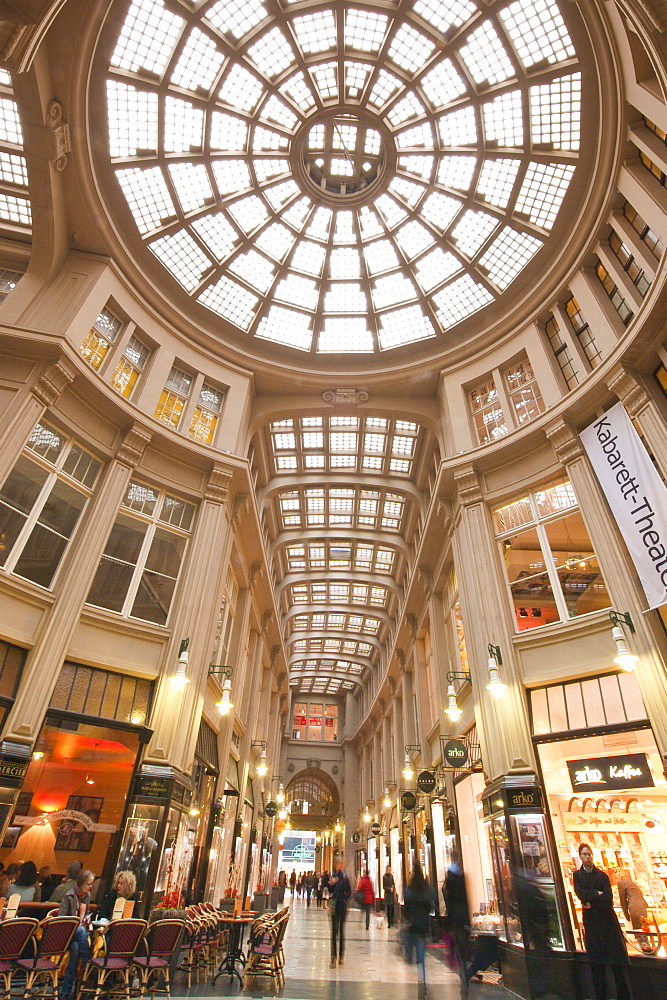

116,423,152,469
545,417,584,465
31,355,76,407
205,463,234,503
231,492,250,528
453,464,483,506
607,366,651,417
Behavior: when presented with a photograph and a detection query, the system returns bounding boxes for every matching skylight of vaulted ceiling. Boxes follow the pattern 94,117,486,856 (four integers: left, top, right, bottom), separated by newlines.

291,638,375,659
0,73,31,230
283,541,397,575
104,0,586,356
276,486,406,532
288,581,389,608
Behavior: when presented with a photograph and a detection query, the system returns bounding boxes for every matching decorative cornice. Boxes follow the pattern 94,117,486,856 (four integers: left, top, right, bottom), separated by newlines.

607,367,650,417
322,387,369,405
405,612,418,641
261,609,273,636
396,648,405,669
205,464,234,503
453,465,483,507
45,99,71,172
545,418,583,466
116,423,152,469
31,357,76,407
248,562,264,592
230,493,250,528
437,498,453,532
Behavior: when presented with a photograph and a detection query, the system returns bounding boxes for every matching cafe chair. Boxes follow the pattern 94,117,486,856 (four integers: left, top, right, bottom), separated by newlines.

242,910,290,992
0,917,39,998
16,915,79,999
80,918,147,1000
178,916,207,989
131,919,184,1000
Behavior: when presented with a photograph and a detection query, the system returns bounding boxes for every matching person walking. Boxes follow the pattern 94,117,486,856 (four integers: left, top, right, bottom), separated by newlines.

383,866,396,928
306,870,317,907
289,869,296,897
357,869,375,930
329,858,351,967
58,869,95,999
316,870,327,907
403,861,437,991
442,857,469,997
573,843,631,1000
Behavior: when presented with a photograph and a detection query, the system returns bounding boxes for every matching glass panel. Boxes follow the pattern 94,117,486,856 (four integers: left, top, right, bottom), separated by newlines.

580,678,605,727
599,674,625,724
36,479,86,536
144,526,185,578
62,445,101,488
13,524,68,587
0,456,49,515
547,686,567,732
618,672,648,722
544,512,610,619
26,422,65,465
0,641,25,700
530,688,549,735
0,504,28,567
87,514,148,612
292,702,307,740
324,703,338,741
564,683,586,730
308,702,323,741
131,571,177,624
504,526,560,629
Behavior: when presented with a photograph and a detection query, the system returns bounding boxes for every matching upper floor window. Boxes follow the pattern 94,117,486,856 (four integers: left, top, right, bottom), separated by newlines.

494,480,611,631
80,307,123,370
154,366,192,430
86,480,195,625
0,420,101,588
545,315,579,390
623,203,664,260
110,334,150,399
469,378,507,446
189,382,224,444
292,701,338,741
595,260,633,325
608,232,651,297
0,268,22,302
504,361,545,426
564,295,601,368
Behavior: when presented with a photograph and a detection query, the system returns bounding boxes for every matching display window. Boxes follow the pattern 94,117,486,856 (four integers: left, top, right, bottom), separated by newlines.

537,726,667,956
455,773,495,917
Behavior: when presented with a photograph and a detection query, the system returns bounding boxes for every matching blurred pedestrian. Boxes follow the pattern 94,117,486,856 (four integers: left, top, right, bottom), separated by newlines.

442,857,469,996
616,872,650,952
316,870,328,907
306,871,317,907
403,861,437,990
289,870,296,896
573,843,631,1000
383,866,396,927
357,869,375,930
329,858,351,967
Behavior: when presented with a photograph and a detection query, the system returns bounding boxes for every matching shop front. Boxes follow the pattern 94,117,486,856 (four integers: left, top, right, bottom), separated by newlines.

532,671,667,993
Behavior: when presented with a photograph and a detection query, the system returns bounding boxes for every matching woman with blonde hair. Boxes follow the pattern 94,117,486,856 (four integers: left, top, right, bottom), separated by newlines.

99,869,138,919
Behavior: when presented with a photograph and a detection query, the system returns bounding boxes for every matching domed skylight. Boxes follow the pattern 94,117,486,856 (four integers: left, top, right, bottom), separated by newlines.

104,0,583,355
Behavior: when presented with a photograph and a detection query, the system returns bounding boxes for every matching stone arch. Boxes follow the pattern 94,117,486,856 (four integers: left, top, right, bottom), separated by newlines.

285,767,340,822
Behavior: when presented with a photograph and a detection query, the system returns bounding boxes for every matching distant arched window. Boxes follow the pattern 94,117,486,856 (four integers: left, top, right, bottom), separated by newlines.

286,775,335,816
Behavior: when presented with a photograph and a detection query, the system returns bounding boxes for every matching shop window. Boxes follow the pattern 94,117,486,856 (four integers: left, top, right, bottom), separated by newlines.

608,231,651,297
495,479,611,630
292,701,306,740
0,268,22,302
622,202,664,260
564,295,601,368
0,420,102,588
80,306,123,370
50,662,153,727
86,479,195,625
0,640,24,701
469,378,508,446
188,382,224,445
544,315,580,390
154,365,192,430
504,360,545,426
109,334,150,399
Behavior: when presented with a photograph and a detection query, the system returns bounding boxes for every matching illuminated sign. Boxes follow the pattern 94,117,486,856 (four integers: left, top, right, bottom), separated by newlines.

567,753,653,792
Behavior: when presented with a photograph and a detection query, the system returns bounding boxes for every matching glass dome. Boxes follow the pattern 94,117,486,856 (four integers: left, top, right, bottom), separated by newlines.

99,0,595,359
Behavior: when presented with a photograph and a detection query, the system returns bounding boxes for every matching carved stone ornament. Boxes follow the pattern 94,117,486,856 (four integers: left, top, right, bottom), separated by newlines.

453,465,483,507
261,609,273,635
116,423,152,468
230,492,250,528
545,418,583,466
607,367,650,417
32,358,76,407
322,387,370,405
205,464,234,503
45,99,71,172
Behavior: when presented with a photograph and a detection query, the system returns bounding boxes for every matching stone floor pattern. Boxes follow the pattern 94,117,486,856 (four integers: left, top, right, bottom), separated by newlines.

172,895,511,1000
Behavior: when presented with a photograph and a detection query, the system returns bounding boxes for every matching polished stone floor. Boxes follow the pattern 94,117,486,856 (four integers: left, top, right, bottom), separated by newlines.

172,895,511,999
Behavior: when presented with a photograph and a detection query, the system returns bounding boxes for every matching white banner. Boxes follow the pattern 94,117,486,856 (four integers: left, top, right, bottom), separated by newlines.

14,810,117,833
580,402,667,610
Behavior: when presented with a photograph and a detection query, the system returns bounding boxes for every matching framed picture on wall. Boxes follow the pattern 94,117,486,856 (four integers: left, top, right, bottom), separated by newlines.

1,824,21,850
54,795,103,852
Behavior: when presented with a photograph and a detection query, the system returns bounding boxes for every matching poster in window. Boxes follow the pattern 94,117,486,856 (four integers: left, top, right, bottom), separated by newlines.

54,795,104,852
513,815,551,877
116,817,159,897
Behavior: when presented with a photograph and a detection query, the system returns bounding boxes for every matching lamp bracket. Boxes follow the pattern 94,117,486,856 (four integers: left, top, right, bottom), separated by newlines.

446,671,471,685
251,740,267,751
609,609,635,633
178,637,190,656
208,664,233,679
488,643,503,665
404,744,421,754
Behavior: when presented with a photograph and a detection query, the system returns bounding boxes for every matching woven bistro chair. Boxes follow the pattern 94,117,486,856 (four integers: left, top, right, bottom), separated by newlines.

242,910,290,992
0,917,38,999
131,919,184,1000
16,915,79,1000
80,919,147,1000
177,917,206,989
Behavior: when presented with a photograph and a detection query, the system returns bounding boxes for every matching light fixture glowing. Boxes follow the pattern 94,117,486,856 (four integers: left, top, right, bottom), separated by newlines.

363,807,371,823
334,820,342,832
278,807,287,820
402,753,414,780
216,676,234,715
189,806,201,817
276,782,285,804
169,641,190,690
85,775,95,785
256,749,269,777
486,658,507,698
285,819,292,830
383,788,391,809
611,626,639,672
445,682,463,721
32,751,44,760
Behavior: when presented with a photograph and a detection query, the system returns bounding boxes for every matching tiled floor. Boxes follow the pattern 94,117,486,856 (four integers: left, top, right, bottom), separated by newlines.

171,896,512,999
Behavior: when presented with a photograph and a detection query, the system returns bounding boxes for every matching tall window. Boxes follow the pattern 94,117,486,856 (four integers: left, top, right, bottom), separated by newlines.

595,260,633,325
504,361,545,426
0,268,22,302
292,700,338,741
608,231,651,297
564,295,601,368
87,480,195,625
0,420,101,588
189,382,224,444
154,366,192,430
469,378,507,445
622,202,664,260
494,480,611,631
109,334,150,398
80,307,123,370
545,315,579,390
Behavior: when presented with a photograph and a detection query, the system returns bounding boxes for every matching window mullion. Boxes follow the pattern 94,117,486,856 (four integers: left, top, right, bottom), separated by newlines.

3,469,57,574
536,521,569,622
121,519,156,617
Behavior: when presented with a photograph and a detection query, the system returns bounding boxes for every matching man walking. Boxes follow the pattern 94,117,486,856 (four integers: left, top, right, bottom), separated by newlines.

328,858,351,967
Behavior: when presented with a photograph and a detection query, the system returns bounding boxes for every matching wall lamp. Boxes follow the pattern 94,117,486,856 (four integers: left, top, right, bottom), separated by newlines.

209,664,234,715
609,610,639,672
382,780,395,809
486,644,507,698
252,740,268,777
363,804,371,823
402,745,421,780
445,671,471,722
168,638,191,690
271,775,285,804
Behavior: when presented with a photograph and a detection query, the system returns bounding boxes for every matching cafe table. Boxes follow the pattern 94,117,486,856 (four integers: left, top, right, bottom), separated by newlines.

212,913,256,987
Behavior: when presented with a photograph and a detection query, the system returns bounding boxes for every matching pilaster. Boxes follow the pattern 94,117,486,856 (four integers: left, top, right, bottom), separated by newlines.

607,365,667,480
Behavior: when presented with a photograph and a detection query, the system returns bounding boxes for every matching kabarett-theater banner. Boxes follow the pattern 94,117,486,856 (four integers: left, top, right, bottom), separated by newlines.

580,402,667,610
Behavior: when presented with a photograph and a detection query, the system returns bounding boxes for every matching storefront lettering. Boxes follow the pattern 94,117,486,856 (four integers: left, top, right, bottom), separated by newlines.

573,765,603,785
563,812,646,832
567,753,653,792
609,764,643,781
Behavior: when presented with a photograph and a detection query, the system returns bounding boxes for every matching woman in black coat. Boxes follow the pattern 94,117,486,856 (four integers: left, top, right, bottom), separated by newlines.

573,844,631,1000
